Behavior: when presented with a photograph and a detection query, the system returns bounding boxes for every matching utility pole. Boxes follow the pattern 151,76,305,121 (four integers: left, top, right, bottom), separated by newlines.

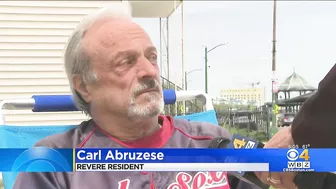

271,0,278,137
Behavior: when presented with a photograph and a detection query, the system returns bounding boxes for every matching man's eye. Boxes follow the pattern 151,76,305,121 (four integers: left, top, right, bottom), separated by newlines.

149,55,157,63
122,59,133,65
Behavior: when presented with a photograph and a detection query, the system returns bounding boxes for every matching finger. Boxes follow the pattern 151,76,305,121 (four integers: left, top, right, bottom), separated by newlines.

267,172,284,188
281,172,297,189
254,172,262,180
256,172,269,184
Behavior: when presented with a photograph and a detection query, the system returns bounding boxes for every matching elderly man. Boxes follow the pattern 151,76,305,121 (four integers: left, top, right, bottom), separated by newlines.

13,2,294,189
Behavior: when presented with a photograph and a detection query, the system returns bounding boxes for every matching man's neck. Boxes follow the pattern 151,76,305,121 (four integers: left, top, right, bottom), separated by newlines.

92,113,160,141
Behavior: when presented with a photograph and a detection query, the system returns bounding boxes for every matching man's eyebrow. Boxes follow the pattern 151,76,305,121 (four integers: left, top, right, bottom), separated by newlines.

114,50,137,60
144,46,157,54
112,47,156,61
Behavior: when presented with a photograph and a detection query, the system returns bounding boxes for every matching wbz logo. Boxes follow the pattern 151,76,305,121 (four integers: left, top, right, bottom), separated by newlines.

287,149,310,168
287,161,310,168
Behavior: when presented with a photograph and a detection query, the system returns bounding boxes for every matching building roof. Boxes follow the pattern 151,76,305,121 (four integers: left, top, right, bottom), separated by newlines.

278,70,317,91
130,1,182,18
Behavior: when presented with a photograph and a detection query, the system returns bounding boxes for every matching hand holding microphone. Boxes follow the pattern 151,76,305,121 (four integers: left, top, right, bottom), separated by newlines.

254,127,297,189
208,135,269,189
212,129,336,189
209,133,297,189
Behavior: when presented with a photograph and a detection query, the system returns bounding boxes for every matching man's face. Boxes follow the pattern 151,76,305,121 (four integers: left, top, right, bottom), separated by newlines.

81,18,163,119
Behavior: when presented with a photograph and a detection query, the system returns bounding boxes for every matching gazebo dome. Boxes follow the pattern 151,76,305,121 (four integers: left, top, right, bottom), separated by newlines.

278,70,316,92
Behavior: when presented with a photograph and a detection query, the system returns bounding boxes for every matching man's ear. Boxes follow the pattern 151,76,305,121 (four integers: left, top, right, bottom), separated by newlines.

72,74,92,103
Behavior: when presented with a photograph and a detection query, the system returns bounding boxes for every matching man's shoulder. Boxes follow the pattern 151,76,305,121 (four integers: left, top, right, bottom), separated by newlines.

173,118,232,139
34,120,92,148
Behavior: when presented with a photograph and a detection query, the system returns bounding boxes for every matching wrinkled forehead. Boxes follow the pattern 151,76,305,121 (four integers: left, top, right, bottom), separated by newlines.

82,18,154,58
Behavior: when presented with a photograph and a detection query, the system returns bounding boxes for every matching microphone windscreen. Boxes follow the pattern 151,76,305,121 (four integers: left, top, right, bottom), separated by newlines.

208,137,231,148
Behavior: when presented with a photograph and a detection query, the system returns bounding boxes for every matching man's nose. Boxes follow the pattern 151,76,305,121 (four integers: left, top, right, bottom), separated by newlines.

137,56,159,79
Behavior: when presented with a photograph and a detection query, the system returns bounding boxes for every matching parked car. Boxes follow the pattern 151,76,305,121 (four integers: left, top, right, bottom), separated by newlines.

277,113,296,127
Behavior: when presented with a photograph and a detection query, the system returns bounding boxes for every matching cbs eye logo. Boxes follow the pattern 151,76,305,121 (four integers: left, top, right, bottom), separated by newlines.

287,149,310,161
12,147,71,172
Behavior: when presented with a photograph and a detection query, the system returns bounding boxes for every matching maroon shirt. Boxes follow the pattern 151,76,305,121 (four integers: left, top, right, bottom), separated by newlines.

14,116,260,189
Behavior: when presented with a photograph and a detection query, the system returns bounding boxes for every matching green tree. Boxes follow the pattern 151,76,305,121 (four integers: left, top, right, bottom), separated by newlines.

221,124,268,142
214,103,257,113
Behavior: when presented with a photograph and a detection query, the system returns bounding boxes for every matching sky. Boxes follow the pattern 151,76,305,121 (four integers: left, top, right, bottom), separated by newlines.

133,1,336,102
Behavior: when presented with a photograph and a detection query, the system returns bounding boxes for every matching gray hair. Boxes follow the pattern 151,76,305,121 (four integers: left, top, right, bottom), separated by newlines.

64,2,133,115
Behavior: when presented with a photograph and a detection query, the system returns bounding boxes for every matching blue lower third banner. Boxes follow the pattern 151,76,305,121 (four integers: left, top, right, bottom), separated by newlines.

0,147,73,172
1,148,336,172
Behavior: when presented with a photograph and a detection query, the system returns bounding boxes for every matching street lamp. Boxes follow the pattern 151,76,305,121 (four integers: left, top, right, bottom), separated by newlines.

270,0,278,138
205,43,228,94
185,69,202,90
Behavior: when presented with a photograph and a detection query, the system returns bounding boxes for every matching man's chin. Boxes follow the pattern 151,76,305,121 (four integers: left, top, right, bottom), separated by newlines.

139,102,162,112
127,105,162,120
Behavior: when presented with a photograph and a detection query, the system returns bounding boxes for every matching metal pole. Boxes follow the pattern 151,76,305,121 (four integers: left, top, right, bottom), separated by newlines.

166,17,170,81
184,71,187,114
185,71,188,91
181,2,186,115
205,47,208,94
159,18,163,77
181,2,185,90
271,0,278,137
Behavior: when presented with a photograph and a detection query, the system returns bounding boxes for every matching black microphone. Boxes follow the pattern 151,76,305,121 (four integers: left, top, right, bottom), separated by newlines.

208,135,269,189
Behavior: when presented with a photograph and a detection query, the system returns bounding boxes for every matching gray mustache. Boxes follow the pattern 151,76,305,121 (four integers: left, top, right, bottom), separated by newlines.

133,79,161,96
